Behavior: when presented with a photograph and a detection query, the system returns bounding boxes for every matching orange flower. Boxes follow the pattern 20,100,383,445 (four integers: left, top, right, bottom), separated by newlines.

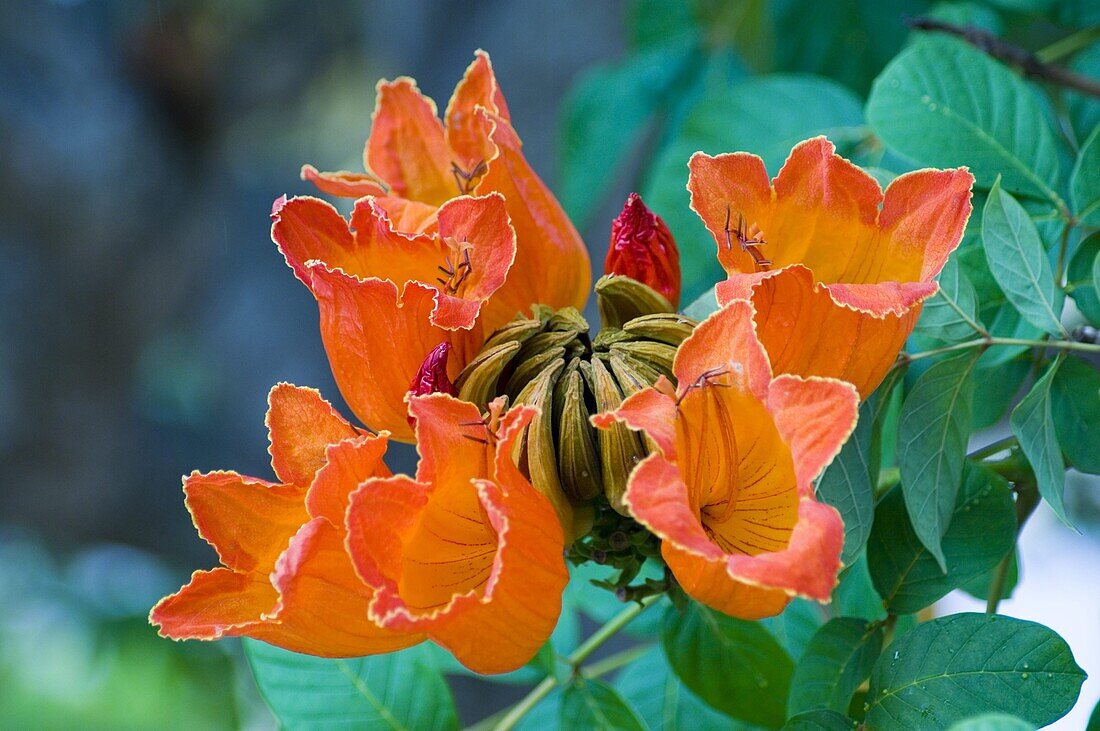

688,136,973,397
593,301,858,619
345,393,568,674
150,384,423,656
301,49,589,335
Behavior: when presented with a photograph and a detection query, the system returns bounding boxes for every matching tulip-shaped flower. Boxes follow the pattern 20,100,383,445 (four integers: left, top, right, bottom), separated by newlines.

345,393,568,674
594,301,858,618
150,384,422,656
689,136,973,397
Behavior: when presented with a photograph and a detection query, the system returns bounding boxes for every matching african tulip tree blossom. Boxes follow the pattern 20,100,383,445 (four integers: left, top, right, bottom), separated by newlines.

301,50,590,325
688,136,973,398
605,193,681,308
593,301,858,619
150,384,423,656
345,393,568,674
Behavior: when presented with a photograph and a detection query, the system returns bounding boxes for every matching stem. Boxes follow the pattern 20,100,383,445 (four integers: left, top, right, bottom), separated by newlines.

937,289,990,338
896,336,1100,369
987,480,1041,614
580,644,652,679
491,596,659,731
1055,222,1072,287
968,436,1018,461
1037,26,1100,64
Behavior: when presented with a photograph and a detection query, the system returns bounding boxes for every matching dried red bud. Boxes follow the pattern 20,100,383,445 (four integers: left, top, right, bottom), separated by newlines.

407,343,458,426
604,193,681,308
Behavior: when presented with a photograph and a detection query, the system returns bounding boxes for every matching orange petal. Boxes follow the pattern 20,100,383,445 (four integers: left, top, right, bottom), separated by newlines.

305,434,392,526
271,195,356,286
183,471,308,573
366,78,455,206
300,164,388,199
592,381,678,460
688,151,774,276
307,271,450,441
473,108,590,325
624,454,722,561
445,50,510,171
345,474,432,602
150,567,276,641
372,196,440,236
257,518,423,657
673,300,771,402
743,266,921,398
266,383,360,488
879,167,974,280
767,374,859,495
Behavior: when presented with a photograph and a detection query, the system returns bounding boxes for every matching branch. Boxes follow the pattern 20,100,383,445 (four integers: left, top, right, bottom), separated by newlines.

906,16,1100,98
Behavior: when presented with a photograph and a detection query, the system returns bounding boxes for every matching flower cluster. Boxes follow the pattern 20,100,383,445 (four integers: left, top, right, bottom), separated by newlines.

152,52,972,673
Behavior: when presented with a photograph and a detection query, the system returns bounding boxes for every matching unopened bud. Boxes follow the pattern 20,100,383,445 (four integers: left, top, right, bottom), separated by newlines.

408,343,458,411
605,193,681,309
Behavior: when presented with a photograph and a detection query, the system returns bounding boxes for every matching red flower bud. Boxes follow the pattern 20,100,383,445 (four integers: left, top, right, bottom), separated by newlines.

407,343,459,425
605,193,681,308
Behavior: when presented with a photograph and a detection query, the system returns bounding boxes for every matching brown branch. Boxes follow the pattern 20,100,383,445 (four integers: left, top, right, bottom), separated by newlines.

906,16,1100,98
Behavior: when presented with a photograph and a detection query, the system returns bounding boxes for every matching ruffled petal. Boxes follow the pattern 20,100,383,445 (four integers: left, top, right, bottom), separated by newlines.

266,383,360,488
300,164,388,199
687,151,774,276
305,434,391,526
591,381,678,461
372,196,439,236
271,195,356,286
445,50,509,171
766,375,859,495
366,78,455,206
880,167,974,280
673,300,771,402
743,267,921,398
183,471,308,573
150,568,276,641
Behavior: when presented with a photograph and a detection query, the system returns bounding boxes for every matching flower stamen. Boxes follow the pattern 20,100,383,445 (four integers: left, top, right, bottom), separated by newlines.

675,367,731,406
436,240,474,295
451,159,488,195
724,205,770,269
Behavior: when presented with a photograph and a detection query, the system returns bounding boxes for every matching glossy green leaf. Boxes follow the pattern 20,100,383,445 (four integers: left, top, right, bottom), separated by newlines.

562,678,647,731
816,401,875,565
971,358,1030,430
662,603,793,727
916,257,984,344
1051,355,1100,474
761,598,826,660
782,709,856,730
558,40,697,229
787,618,884,716
244,640,458,731
615,648,743,730
982,179,1065,336
865,613,1085,728
1069,232,1100,324
1072,124,1100,225
958,239,1045,367
897,351,979,570
867,36,1062,204
870,462,1016,614
948,713,1036,730
1012,358,1072,525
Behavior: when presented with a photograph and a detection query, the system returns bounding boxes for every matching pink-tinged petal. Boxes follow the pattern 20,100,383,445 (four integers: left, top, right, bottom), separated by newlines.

266,383,360,488
305,434,391,526
366,78,455,206
767,375,859,495
673,300,771,402
688,151,774,276
183,471,308,574
371,196,440,236
880,167,974,280
150,568,275,641
445,50,510,170
724,499,845,602
300,164,388,199
592,382,679,461
825,280,938,318
623,454,724,562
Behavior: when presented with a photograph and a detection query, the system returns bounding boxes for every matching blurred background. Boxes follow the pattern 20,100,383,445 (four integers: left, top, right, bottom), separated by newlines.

1,0,1097,728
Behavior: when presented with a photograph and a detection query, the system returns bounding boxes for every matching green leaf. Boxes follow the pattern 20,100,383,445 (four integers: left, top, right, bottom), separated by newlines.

1051,355,1100,474
662,603,793,728
971,358,1031,430
982,179,1065,336
947,712,1035,730
1068,232,1100,324
244,640,458,731
832,555,887,622
865,613,1085,728
1072,125,1100,225
816,401,875,565
643,74,864,302
916,256,984,344
869,462,1016,614
866,36,1062,205
562,678,647,731
558,41,698,230
782,709,856,730
1067,43,1100,143
787,618,884,717
761,599,826,660
1011,358,1072,525
958,240,1045,367
1090,694,1100,731
897,351,979,570
961,548,1019,603
616,648,745,730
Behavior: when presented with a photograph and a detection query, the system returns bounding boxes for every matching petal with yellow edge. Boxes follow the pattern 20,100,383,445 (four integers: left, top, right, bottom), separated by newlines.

345,394,568,674
688,136,973,398
596,301,857,620
299,164,387,199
